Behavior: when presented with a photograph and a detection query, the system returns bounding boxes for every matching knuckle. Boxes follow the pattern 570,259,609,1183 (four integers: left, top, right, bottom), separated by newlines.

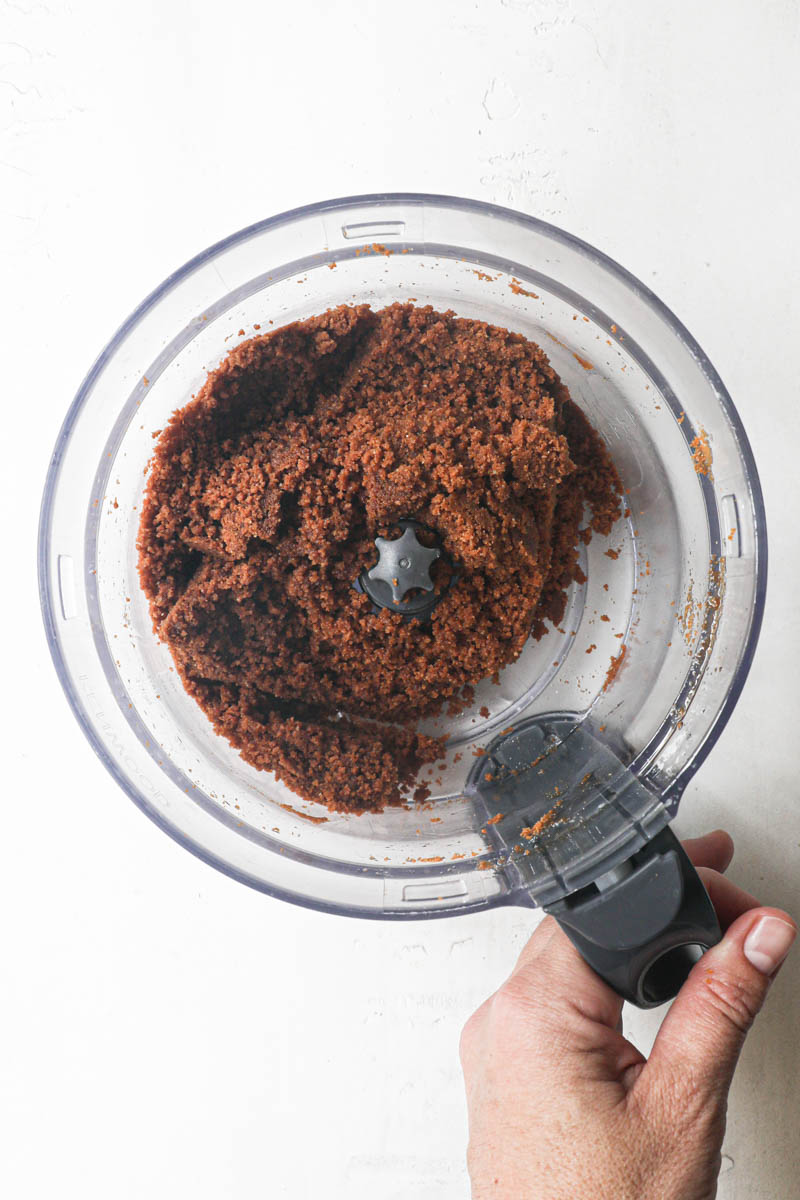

701,969,762,1033
486,977,567,1051
459,996,492,1062
489,977,538,1026
461,968,562,1068
465,1135,486,1182
459,1013,479,1063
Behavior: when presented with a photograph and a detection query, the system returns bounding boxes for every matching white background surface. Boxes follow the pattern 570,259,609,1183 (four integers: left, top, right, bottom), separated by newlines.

2,1,799,1196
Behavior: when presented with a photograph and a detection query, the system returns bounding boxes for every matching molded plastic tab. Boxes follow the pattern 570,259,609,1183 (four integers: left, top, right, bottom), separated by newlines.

468,715,669,906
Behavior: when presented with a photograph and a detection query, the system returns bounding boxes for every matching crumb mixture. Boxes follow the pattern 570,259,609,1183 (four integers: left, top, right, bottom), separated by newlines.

138,303,621,812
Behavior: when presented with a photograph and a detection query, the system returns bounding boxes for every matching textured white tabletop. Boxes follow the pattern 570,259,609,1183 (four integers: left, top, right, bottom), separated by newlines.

2,2,799,1197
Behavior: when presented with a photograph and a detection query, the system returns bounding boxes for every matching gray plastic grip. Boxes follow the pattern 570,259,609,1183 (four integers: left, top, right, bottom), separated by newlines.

544,827,721,1007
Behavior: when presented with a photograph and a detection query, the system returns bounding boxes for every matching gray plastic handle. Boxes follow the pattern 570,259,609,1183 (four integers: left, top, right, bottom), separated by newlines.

544,827,721,1007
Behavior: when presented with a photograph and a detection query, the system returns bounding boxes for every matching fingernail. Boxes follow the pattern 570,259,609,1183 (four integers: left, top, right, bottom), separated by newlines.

743,916,796,975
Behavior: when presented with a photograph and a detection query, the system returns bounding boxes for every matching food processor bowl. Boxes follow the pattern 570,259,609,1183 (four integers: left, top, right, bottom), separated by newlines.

39,194,766,1005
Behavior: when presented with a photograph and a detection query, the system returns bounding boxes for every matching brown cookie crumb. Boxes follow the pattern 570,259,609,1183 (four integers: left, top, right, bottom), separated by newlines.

138,303,621,813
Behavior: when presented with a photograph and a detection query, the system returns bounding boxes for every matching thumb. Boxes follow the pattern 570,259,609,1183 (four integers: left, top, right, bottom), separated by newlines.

642,906,796,1103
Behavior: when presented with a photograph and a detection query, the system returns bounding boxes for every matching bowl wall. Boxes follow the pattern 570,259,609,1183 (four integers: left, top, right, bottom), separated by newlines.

39,195,766,915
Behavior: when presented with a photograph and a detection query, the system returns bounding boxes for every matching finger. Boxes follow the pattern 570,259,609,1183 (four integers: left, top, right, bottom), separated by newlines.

501,831,743,1043
508,913,560,977
696,866,761,930
512,918,625,1032
639,906,796,1107
682,829,734,874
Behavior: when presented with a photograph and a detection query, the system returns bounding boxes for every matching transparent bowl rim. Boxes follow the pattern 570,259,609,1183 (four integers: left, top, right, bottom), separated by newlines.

37,192,768,913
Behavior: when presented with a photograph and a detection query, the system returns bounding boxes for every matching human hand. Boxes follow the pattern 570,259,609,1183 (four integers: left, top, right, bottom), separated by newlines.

460,830,796,1200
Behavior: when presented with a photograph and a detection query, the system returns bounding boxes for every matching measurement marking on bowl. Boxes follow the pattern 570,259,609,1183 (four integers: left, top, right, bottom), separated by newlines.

57,554,77,620
400,879,468,903
720,494,741,557
341,221,406,240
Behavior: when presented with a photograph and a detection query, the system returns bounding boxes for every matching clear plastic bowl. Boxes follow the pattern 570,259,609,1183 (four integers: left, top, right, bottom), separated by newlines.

38,194,766,919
